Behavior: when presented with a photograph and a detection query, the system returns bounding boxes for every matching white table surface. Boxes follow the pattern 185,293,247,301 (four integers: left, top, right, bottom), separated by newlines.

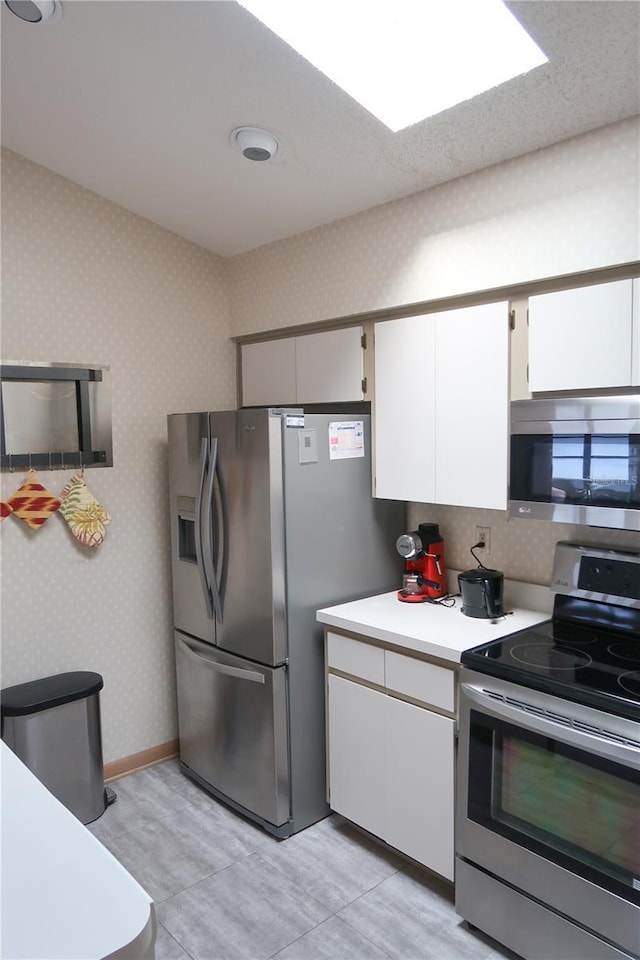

1,741,155,960
317,589,551,663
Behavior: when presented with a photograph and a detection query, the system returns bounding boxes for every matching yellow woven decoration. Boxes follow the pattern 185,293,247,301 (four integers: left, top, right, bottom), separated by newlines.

59,474,112,547
6,470,61,529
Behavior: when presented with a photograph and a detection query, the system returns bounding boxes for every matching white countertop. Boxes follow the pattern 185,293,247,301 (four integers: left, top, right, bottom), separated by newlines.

317,587,551,663
1,742,156,960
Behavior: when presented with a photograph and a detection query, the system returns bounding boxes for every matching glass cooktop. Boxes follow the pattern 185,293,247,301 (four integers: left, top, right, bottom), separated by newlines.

462,614,640,721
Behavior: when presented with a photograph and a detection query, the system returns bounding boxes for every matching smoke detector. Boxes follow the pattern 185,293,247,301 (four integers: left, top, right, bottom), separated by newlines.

4,0,62,22
231,127,279,162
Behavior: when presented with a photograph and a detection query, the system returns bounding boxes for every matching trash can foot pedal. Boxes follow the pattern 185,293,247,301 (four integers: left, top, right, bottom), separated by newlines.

105,786,117,806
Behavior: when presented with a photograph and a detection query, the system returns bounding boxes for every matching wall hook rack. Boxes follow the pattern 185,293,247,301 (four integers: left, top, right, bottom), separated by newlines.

1,362,112,470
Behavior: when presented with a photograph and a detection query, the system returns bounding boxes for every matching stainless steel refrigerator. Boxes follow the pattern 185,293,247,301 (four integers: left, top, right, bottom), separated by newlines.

167,407,404,837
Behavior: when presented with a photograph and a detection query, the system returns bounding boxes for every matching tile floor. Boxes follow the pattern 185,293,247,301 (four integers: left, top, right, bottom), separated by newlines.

88,760,520,960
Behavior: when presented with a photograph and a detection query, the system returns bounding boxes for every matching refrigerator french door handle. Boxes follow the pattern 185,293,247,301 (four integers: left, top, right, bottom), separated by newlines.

195,437,214,619
204,437,224,623
181,638,266,684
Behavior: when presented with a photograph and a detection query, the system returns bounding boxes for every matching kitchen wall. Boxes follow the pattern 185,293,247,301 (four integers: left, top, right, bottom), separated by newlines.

226,117,640,584
226,118,639,334
405,504,640,588
0,148,236,763
2,118,639,764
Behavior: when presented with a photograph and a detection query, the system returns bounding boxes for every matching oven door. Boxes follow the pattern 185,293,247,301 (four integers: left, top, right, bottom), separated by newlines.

457,671,640,958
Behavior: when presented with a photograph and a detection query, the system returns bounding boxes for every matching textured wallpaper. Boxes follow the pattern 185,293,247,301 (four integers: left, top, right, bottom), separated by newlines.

3,117,640,764
1,149,236,762
226,117,640,334
225,117,640,585
406,503,640,589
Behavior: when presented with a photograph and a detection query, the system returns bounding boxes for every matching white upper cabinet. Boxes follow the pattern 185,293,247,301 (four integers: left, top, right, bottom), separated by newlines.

435,302,509,510
241,327,364,406
241,338,297,406
374,302,509,509
528,278,638,392
373,315,437,503
295,327,364,403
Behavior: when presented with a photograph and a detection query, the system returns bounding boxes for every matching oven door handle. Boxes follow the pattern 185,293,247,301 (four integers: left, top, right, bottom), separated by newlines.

461,682,640,770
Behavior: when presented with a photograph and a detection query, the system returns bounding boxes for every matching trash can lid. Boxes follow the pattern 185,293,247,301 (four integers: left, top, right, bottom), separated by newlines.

1,671,104,717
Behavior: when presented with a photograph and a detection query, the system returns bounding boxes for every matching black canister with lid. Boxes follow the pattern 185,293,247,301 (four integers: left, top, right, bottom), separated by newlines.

458,567,504,619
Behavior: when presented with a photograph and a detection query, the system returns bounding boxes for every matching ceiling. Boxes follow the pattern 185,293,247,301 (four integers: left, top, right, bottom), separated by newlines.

2,1,639,258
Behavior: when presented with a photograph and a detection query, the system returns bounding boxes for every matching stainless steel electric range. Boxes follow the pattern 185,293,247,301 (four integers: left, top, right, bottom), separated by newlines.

456,541,640,960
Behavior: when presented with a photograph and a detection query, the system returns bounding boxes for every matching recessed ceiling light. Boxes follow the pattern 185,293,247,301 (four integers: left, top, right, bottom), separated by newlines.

238,0,549,132
231,127,279,162
4,0,61,23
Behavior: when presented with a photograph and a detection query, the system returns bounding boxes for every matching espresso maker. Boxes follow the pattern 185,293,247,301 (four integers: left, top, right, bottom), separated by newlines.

396,523,447,602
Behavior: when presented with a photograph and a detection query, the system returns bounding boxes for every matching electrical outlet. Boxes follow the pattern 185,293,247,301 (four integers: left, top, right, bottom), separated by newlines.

476,525,491,555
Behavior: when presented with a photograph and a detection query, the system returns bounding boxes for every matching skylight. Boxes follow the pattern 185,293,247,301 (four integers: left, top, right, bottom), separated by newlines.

238,0,548,132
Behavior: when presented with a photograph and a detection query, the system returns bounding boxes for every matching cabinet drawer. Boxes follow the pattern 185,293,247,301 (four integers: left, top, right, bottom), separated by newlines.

384,650,455,713
326,632,384,685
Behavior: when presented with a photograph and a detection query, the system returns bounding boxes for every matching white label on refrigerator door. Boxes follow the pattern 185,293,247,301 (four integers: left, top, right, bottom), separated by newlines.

286,415,304,428
298,429,318,464
328,421,365,460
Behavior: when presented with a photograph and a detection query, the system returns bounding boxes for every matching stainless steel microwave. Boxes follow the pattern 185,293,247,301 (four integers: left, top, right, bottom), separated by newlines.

509,395,640,530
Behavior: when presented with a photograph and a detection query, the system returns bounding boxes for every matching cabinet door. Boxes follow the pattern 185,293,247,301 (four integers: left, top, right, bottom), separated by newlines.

435,301,509,509
384,696,455,880
373,315,436,502
327,675,386,839
528,279,634,392
295,327,364,403
634,279,640,385
241,339,296,406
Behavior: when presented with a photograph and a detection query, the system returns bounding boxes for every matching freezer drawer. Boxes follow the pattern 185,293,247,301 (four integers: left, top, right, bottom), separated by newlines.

175,633,290,827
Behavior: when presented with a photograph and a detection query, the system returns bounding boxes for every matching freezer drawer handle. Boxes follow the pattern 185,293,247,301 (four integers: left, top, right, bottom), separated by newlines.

195,437,214,619
182,640,266,684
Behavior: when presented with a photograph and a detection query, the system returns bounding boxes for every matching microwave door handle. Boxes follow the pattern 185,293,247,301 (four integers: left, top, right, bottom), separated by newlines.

195,437,214,620
203,437,223,623
180,639,265,684
461,683,639,770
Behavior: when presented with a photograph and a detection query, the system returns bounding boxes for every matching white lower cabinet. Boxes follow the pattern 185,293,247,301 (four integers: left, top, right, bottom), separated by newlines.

327,675,387,838
326,632,456,881
384,695,455,880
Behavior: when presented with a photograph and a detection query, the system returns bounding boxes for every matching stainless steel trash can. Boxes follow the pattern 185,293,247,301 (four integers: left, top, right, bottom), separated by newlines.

1,671,115,824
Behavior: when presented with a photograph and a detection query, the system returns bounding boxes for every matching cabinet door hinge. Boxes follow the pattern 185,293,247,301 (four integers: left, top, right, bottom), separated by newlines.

509,309,516,330
361,332,367,349
527,307,529,327
526,362,529,383
361,377,368,394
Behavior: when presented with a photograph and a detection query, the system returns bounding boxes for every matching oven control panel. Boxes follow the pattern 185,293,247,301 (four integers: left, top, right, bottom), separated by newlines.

577,555,640,600
551,541,640,607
